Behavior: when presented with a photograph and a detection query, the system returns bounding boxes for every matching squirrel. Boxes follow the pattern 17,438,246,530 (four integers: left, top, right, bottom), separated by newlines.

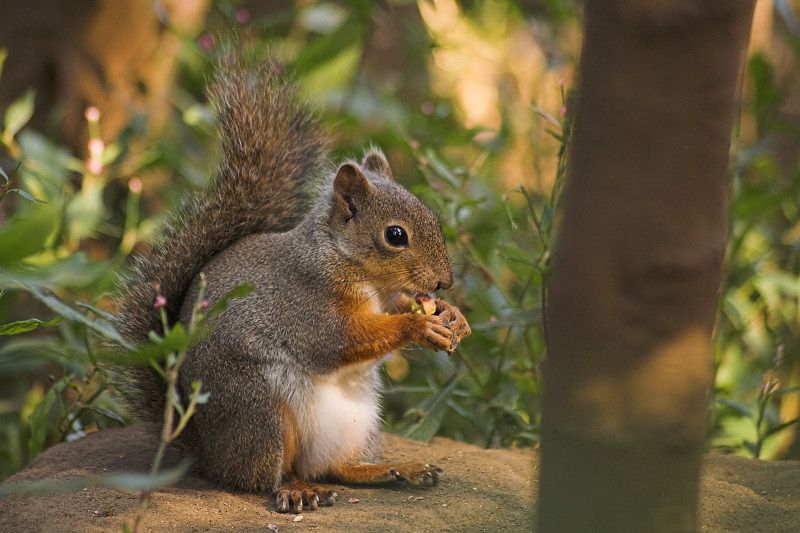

112,54,471,514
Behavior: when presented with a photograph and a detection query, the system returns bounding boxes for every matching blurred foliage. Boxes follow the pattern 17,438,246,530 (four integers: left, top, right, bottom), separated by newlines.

0,0,799,484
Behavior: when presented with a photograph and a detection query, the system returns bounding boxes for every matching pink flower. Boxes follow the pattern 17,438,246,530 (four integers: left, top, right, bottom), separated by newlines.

154,295,167,309
198,300,209,311
560,105,567,117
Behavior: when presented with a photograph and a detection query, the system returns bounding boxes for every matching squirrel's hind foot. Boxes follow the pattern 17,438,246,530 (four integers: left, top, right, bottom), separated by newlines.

387,463,444,486
329,462,444,487
275,481,338,513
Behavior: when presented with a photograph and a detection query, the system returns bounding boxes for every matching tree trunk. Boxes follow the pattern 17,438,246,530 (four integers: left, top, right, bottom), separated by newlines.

538,2,755,531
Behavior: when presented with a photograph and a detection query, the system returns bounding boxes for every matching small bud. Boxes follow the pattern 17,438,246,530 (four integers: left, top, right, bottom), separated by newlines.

154,295,167,309
88,138,105,157
409,139,420,151
128,177,143,194
559,79,565,89
421,101,434,115
198,33,215,52
198,300,209,311
85,106,101,122
560,105,567,117
86,159,103,175
234,8,250,24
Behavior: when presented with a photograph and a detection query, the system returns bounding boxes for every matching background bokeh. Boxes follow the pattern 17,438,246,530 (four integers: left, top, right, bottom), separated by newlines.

1,0,799,482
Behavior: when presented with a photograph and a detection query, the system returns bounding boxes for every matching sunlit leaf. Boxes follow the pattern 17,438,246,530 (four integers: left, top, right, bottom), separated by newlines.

3,188,46,203
0,202,61,267
714,398,752,418
471,308,540,331
21,284,132,349
0,338,79,375
75,302,116,322
206,282,256,317
293,19,362,75
4,89,35,139
0,316,62,336
28,378,66,458
0,460,191,496
84,405,126,425
0,48,7,80
403,376,459,442
0,161,9,185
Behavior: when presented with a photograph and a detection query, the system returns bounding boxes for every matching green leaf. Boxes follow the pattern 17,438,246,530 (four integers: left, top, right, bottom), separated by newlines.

21,284,132,349
0,338,78,375
0,48,7,80
75,301,116,322
0,202,60,267
402,376,459,442
715,398,752,418
99,322,207,367
0,253,110,289
206,282,256,318
540,205,554,234
0,316,62,336
84,405,125,425
422,148,461,189
28,378,66,458
66,182,105,242
471,307,541,331
762,417,800,440
4,89,35,139
293,19,362,75
0,460,191,496
4,188,46,203
544,127,563,141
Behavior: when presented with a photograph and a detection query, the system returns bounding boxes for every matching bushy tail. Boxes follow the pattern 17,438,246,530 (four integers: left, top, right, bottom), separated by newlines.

113,54,327,422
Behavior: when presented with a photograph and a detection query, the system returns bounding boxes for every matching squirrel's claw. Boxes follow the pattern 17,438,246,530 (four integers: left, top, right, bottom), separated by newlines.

387,463,444,486
275,484,337,513
434,299,471,348
316,487,338,507
415,315,455,352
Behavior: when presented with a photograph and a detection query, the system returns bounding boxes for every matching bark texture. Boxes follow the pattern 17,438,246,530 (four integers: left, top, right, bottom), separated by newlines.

538,2,756,531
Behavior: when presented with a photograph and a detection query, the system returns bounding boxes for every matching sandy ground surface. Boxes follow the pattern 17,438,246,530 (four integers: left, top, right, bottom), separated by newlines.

1,425,800,532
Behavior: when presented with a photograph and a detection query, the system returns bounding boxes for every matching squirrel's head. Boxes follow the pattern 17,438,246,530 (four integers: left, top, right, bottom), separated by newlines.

327,148,454,296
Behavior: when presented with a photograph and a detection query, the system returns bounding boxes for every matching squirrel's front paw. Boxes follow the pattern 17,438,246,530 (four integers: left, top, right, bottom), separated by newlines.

435,300,471,348
387,463,444,486
412,314,455,352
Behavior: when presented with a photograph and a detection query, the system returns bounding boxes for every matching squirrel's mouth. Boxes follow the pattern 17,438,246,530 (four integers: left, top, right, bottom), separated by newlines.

403,289,435,300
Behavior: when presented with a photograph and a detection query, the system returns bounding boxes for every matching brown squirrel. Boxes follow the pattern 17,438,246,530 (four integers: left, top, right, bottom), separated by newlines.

113,55,470,514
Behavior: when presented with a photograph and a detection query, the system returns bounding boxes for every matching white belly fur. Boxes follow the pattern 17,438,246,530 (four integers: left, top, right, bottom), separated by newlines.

291,361,381,479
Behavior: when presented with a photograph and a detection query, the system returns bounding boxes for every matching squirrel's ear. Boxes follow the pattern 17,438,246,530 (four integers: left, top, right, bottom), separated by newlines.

333,163,371,221
362,148,393,178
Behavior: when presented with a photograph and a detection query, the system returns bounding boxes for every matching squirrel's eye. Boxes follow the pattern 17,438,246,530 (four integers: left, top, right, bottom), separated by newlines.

385,225,409,247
